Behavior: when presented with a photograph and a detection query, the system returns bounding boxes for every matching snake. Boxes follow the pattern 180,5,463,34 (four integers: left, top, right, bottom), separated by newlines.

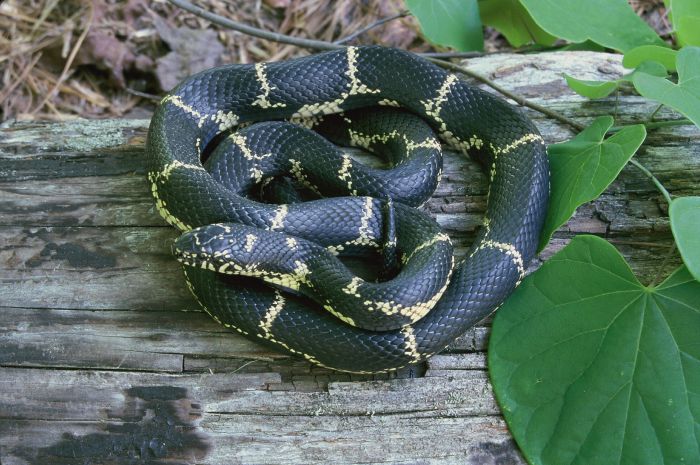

146,45,549,373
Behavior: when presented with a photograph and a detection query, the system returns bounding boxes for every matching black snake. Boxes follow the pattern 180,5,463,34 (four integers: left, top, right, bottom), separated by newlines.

146,45,549,373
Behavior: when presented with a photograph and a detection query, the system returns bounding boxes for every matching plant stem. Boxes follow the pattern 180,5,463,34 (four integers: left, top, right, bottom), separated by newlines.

606,239,674,248
428,58,586,132
648,243,678,288
645,103,664,122
168,0,680,216
166,0,585,132
644,118,694,130
609,118,694,133
628,158,673,205
334,11,409,45
168,0,342,52
420,51,485,59
408,43,571,59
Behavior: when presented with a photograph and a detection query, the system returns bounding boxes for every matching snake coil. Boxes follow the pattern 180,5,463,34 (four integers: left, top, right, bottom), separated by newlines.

146,46,549,373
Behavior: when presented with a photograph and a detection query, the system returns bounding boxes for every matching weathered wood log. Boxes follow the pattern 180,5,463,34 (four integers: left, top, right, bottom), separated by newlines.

1,51,698,464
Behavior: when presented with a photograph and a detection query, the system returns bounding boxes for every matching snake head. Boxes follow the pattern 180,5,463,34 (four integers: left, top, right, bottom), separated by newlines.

172,223,240,268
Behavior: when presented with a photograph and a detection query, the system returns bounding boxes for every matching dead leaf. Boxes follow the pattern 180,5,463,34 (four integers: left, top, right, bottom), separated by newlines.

72,0,153,88
265,0,292,8
75,30,153,88
153,16,225,92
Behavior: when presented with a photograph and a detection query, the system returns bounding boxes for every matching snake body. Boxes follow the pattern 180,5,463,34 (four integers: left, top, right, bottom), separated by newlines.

146,45,549,373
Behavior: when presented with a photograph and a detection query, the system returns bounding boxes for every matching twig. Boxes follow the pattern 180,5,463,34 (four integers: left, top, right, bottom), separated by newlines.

168,0,342,52
629,158,673,205
31,2,94,115
125,88,161,101
0,53,42,104
167,0,586,132
644,118,694,130
645,103,664,122
420,51,485,59
169,0,684,274
608,118,695,133
231,359,258,373
167,0,693,140
648,243,677,287
422,41,571,60
428,57,586,132
334,11,410,45
606,239,674,248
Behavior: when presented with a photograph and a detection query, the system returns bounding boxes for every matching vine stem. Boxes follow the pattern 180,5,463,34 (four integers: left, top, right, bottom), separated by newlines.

609,118,694,133
167,0,342,52
334,11,410,45
167,0,678,212
643,118,694,130
166,0,585,132
648,244,677,288
429,58,585,132
645,103,664,122
421,43,570,59
628,158,673,205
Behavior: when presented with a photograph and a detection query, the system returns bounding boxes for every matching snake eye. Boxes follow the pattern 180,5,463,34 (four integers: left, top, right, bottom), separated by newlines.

172,230,208,262
173,223,239,266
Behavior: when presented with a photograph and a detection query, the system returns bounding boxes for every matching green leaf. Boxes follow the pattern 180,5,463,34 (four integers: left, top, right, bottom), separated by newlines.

478,0,556,47
677,15,700,46
560,41,606,52
628,60,669,78
489,235,700,465
538,117,646,251
563,75,619,99
633,46,700,128
670,196,700,281
406,0,483,51
623,45,678,71
665,0,700,46
563,62,667,100
519,0,665,52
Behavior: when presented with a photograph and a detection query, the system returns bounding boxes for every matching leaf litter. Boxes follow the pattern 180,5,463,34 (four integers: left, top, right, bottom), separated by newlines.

0,0,670,121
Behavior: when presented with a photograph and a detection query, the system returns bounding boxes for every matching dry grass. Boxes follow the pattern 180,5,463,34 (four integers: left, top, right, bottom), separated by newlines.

1,0,147,120
0,0,423,121
0,0,671,122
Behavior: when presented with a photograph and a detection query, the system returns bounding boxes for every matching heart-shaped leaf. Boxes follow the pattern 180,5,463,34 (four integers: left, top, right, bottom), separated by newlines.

519,0,665,52
538,117,646,251
670,196,700,281
632,46,700,128
664,0,700,46
564,61,667,99
623,45,678,71
478,0,556,47
490,234,700,465
406,0,483,51
563,75,619,99
677,15,700,47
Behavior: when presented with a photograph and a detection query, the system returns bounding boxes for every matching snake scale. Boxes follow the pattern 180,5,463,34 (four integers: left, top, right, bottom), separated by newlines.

146,45,549,373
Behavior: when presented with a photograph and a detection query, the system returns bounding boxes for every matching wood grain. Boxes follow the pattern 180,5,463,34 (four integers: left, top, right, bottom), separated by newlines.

1,51,698,464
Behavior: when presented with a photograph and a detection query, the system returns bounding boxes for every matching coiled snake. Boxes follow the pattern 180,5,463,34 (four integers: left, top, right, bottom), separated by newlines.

146,46,549,373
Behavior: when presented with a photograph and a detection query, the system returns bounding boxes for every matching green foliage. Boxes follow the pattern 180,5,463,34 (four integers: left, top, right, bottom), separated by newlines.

489,235,700,465
478,0,555,47
538,117,646,251
518,0,665,52
562,76,619,99
405,0,483,51
670,196,700,281
560,41,606,52
664,0,700,46
564,62,667,99
633,46,700,128
623,45,678,71
404,2,700,463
